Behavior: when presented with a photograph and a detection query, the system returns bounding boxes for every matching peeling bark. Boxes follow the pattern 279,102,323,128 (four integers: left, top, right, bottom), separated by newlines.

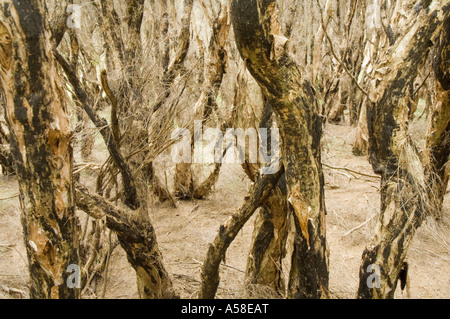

245,180,288,297
232,0,329,298
55,52,140,210
175,0,231,200
0,122,14,174
232,73,288,296
75,185,177,299
153,0,193,113
426,14,450,220
0,2,79,298
199,167,284,299
357,1,449,299
353,99,369,156
48,0,71,47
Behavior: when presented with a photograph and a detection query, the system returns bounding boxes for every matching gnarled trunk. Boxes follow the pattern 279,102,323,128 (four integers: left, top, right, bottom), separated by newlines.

426,15,450,221
75,185,177,299
245,180,288,297
0,2,79,298
231,71,289,297
232,0,329,298
357,2,449,299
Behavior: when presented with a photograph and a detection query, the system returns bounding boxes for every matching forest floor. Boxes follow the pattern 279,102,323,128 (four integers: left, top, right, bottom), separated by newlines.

0,116,449,299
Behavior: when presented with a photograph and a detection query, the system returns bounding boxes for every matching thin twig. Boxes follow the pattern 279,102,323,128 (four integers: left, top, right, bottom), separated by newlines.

0,283,27,298
413,71,431,97
0,244,15,248
220,263,245,273
0,194,19,201
192,258,244,273
322,162,380,179
342,214,377,237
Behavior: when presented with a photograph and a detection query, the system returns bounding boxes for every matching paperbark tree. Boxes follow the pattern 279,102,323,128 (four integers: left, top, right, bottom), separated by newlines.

0,1,79,298
357,1,450,299
56,52,177,299
426,14,450,221
232,71,288,296
199,167,285,298
175,0,231,200
232,0,329,298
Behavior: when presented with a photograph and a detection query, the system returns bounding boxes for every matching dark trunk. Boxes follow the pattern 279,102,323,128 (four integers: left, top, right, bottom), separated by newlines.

232,0,329,298
357,2,449,298
199,167,284,299
0,2,79,298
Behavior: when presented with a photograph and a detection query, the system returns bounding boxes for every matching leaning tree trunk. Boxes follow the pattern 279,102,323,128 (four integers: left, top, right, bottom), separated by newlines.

232,0,329,298
56,52,177,299
245,180,288,297
357,2,449,299
425,15,450,221
232,72,289,297
0,2,79,298
75,185,177,299
199,167,285,299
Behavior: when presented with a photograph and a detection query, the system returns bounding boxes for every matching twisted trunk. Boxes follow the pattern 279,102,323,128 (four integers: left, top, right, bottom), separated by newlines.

232,76,289,296
357,2,449,298
75,185,177,299
232,0,329,298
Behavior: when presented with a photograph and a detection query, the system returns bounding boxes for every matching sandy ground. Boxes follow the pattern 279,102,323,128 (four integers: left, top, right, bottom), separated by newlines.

0,121,448,299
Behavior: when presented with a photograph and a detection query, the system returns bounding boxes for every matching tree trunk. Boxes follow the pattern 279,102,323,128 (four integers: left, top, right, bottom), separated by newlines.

174,162,194,199
357,2,449,299
56,49,176,298
199,167,285,299
231,73,289,297
174,0,231,200
245,179,288,297
55,52,140,210
75,185,177,299
425,15,450,221
152,0,193,113
232,0,329,298
352,98,369,156
328,76,349,124
0,3,79,298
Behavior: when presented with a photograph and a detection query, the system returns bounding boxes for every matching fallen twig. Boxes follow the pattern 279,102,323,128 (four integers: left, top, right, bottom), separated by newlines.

0,194,19,201
0,283,27,298
322,162,380,179
342,214,377,238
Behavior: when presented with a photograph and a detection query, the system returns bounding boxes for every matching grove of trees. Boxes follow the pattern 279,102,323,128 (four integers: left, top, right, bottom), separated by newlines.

0,0,448,299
